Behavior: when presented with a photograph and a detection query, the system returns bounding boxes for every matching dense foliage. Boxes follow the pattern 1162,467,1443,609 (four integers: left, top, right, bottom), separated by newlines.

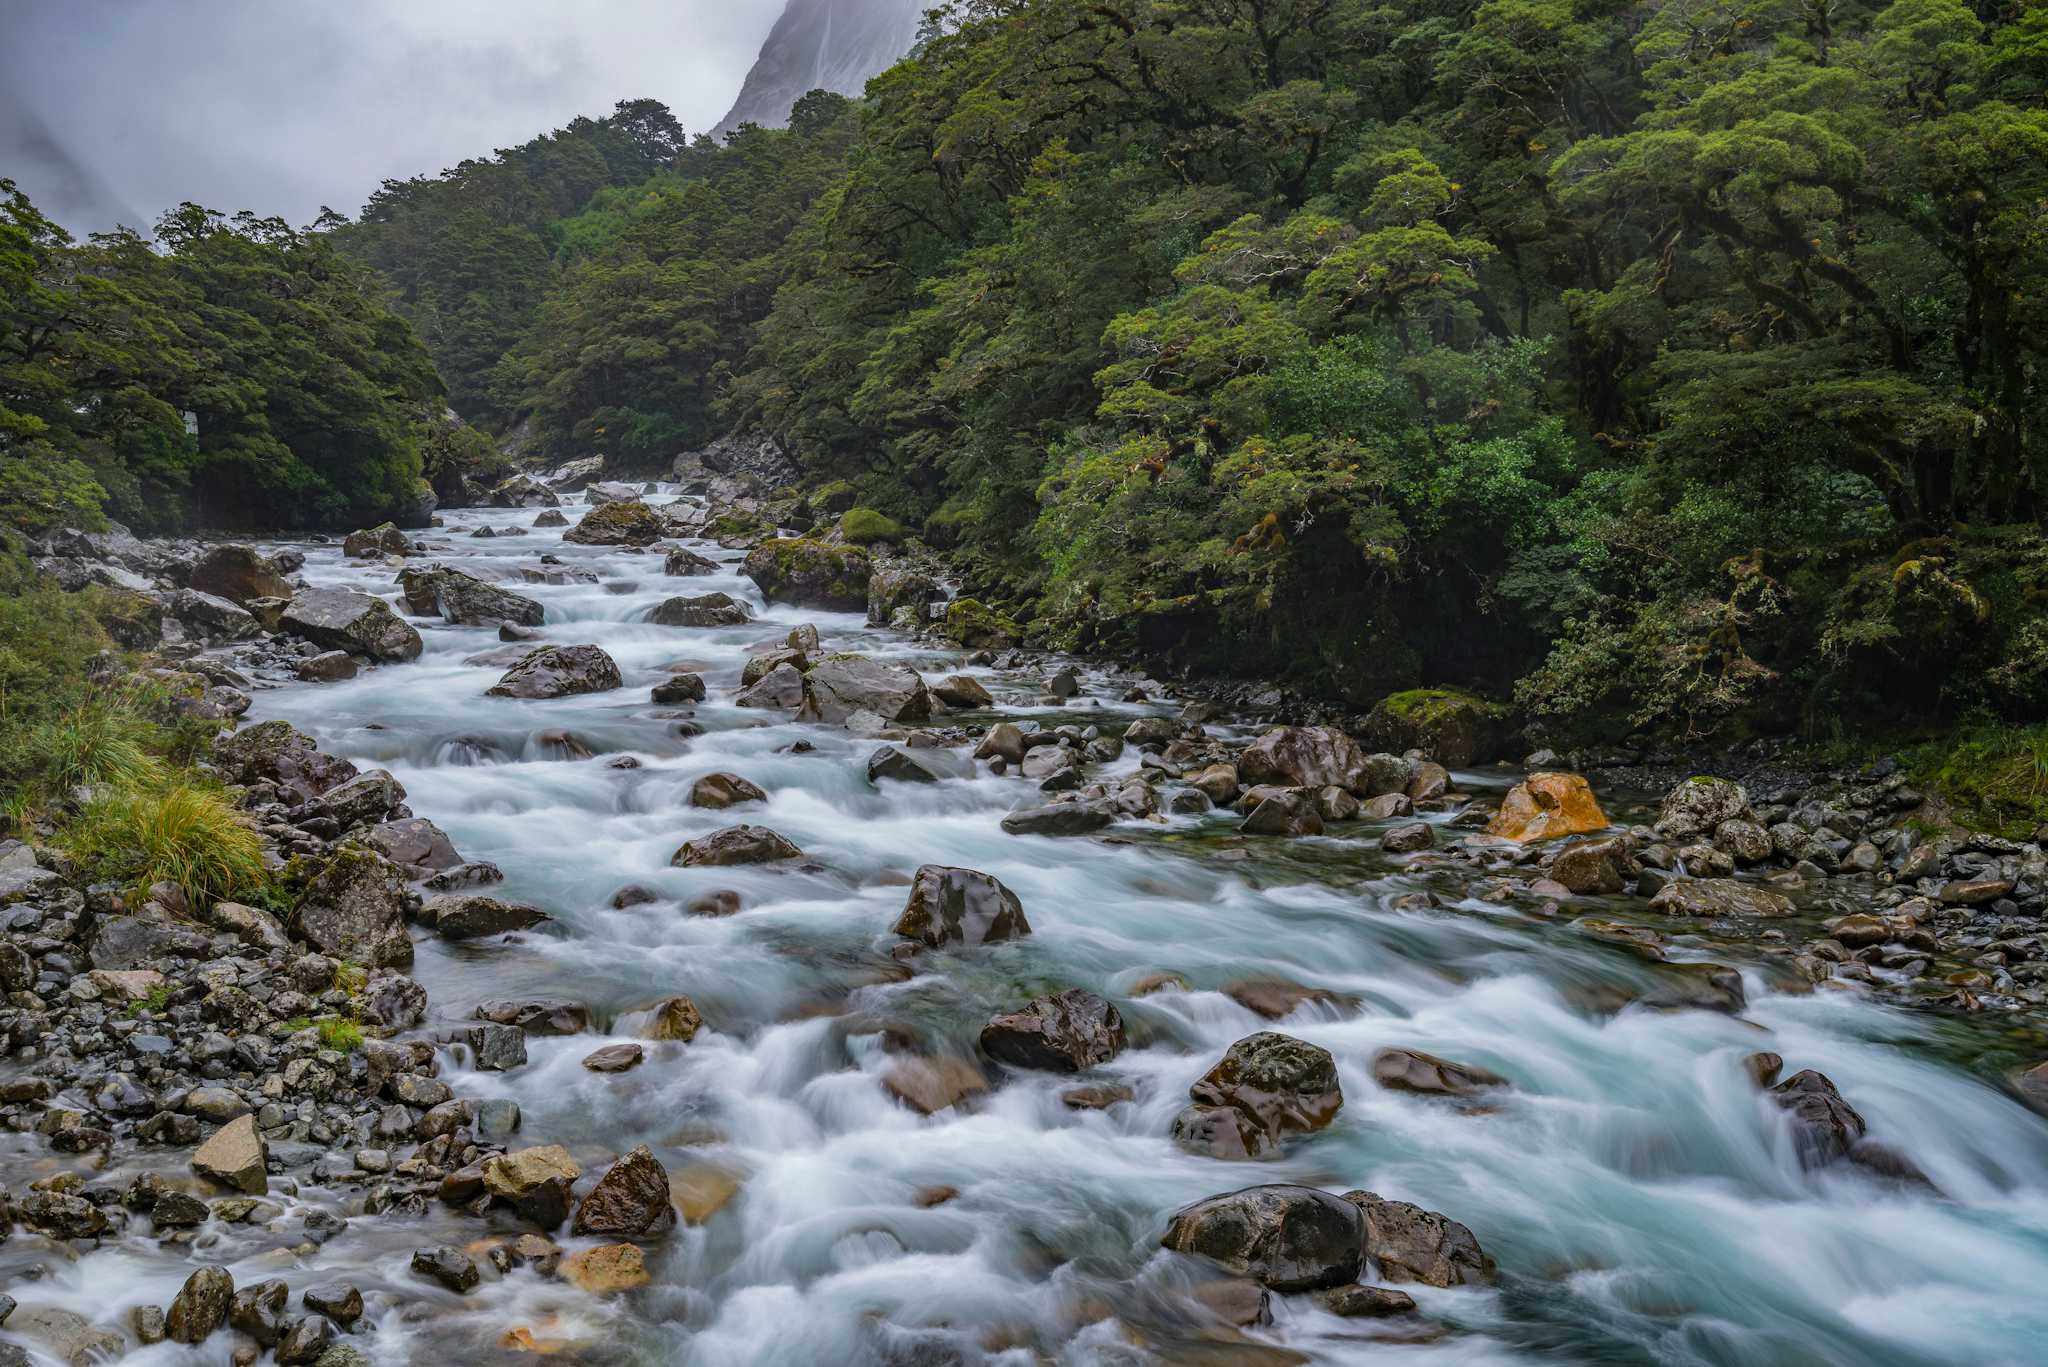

1,181,460,532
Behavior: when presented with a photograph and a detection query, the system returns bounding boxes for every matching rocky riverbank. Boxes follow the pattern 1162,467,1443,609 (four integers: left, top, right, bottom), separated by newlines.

6,467,2048,1364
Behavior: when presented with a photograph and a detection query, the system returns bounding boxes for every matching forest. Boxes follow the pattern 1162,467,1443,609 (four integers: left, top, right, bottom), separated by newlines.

5,0,2045,744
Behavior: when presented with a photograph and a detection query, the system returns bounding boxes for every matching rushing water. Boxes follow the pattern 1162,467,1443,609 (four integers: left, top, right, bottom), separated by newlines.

21,491,2048,1367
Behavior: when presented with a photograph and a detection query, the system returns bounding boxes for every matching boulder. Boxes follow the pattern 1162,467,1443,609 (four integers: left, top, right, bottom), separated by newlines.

291,845,414,967
1649,878,1796,919
690,773,767,808
190,544,291,604
940,598,1021,649
893,864,1031,947
398,565,544,626
1547,837,1630,895
484,1145,581,1229
1240,789,1325,837
866,559,941,626
979,990,1125,1072
867,745,971,784
932,674,994,709
410,1246,481,1293
572,1144,674,1238
486,644,622,699
304,768,407,830
1655,777,1755,844
363,816,462,871
193,1114,268,1194
1487,772,1608,843
664,547,721,576
1181,1032,1342,1156
1382,821,1435,853
282,589,423,663
742,647,808,685
432,895,550,940
1238,726,1371,792
584,1043,644,1072
1344,1190,1496,1286
169,588,260,643
167,1266,235,1344
1770,1069,1866,1168
564,500,665,546
1370,1048,1506,1097
586,480,642,505
798,655,931,724
646,996,703,1041
735,662,805,709
1161,1185,1364,1292
492,475,562,508
296,650,357,682
214,720,358,805
477,998,592,1034
672,824,801,866
648,592,751,627
342,522,408,558
743,538,872,611
653,673,706,704
1000,802,1115,837
1362,689,1509,767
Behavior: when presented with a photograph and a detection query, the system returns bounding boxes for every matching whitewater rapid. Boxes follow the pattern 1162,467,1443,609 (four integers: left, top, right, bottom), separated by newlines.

196,492,2048,1366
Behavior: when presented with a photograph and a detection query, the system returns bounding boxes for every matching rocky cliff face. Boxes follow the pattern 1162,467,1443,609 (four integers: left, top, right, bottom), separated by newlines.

713,0,926,135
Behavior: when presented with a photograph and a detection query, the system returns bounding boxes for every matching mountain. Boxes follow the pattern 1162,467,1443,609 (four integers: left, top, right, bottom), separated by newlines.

713,0,925,135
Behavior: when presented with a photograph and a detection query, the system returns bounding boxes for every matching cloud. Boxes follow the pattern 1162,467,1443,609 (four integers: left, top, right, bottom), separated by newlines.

0,0,784,234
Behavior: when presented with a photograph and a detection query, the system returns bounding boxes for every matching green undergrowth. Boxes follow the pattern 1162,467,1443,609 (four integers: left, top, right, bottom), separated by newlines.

1899,723,2048,841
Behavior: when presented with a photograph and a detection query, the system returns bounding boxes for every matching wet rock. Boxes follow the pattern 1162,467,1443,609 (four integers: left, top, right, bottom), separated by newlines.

433,894,550,940
343,522,409,558
646,996,703,1042
690,772,767,808
486,644,623,699
883,1056,990,1114
868,745,970,784
1062,1083,1137,1110
1181,1031,1343,1155
465,1024,529,1071
229,1279,290,1346
1238,726,1371,792
1161,1185,1364,1291
561,1243,649,1295
1649,879,1795,919
1319,1285,1418,1318
411,1245,482,1293
1641,962,1747,1014
735,662,805,709
649,592,751,627
3,1308,124,1367
976,722,1029,764
1654,777,1754,844
301,1285,363,1328
1225,979,1337,1021
363,815,462,871
1487,772,1608,843
1744,1051,1785,1089
20,1190,108,1238
798,654,931,724
743,647,808,685
1939,877,2013,907
290,845,414,968
1169,1104,1272,1159
1371,1048,1506,1097
564,500,665,546
1769,1069,1866,1168
167,1266,235,1343
1240,789,1325,837
932,674,993,709
282,588,423,662
1715,818,1773,865
664,546,720,575
653,672,706,704
743,537,872,610
477,998,592,1035
304,768,407,829
573,1144,675,1238
893,864,1031,948
1345,1190,1496,1287
1382,821,1434,853
1000,802,1115,836
399,565,545,626
673,824,801,866
277,1316,337,1364
1548,837,1629,895
193,1114,268,1194
583,1043,645,1072
296,650,358,682
484,1145,581,1229
979,990,1125,1071
190,544,292,604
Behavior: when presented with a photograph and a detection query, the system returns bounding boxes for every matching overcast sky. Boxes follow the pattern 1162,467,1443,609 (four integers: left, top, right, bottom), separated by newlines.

1,0,786,236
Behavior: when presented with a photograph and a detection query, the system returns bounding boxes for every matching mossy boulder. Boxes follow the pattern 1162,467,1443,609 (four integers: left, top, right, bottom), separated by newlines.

289,844,414,968
941,598,1021,650
810,480,859,514
1363,688,1511,767
838,508,906,546
742,538,871,611
563,500,664,546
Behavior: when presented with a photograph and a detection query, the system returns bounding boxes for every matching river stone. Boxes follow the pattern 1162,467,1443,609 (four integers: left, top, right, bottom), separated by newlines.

433,894,550,940
798,655,931,724
282,589,423,662
564,500,665,546
194,1113,268,1193
493,474,561,508
649,592,751,627
742,647,808,685
573,1144,675,1238
1641,961,1748,1014
583,1043,645,1072
190,543,292,604
743,537,872,610
1225,979,1339,1021
304,768,407,830
1382,821,1434,853
646,996,703,1041
1186,1031,1343,1152
229,1279,290,1346
486,644,623,698
399,565,544,626
561,1243,650,1295
4,1308,124,1367
343,522,408,558
894,864,1031,947
167,1266,235,1343
301,1285,364,1328
868,745,970,784
466,1023,528,1070
1320,1285,1418,1318
363,816,462,871
1241,789,1324,837
653,672,707,704
932,674,994,708
665,546,720,576
690,773,767,808
1649,878,1795,919
673,824,801,866
290,845,414,967
20,1190,108,1238
980,990,1125,1071
477,998,592,1034
735,662,805,709
411,1246,482,1292
1000,802,1115,837
276,1316,336,1364
1169,1105,1272,1160
976,722,1028,764
484,1145,581,1228
1161,1185,1365,1291
1655,776,1754,843
1488,772,1608,843
215,719,359,804
1548,837,1629,895
1344,1190,1497,1286
1238,726,1371,793
361,970,429,1031
1371,1048,1507,1097
882,1056,990,1114
1770,1069,1867,1168
1408,760,1451,801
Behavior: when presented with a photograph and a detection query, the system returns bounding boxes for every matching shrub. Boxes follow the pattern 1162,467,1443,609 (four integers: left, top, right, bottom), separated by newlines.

63,783,270,907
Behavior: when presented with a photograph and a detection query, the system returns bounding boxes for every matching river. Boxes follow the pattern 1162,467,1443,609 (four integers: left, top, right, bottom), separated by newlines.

29,487,2048,1367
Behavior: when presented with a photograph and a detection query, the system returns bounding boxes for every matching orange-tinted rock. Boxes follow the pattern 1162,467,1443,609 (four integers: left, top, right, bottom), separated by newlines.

1486,772,1608,843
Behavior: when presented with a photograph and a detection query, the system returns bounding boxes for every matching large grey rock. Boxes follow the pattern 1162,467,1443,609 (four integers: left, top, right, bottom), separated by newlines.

167,1266,235,1344
1344,1190,1496,1287
304,769,407,831
289,846,414,968
214,720,358,805
648,592,751,627
1175,1032,1342,1159
894,864,1031,947
672,824,802,867
735,662,805,709
564,500,664,546
282,589,423,663
432,895,550,940
798,655,930,724
1000,802,1115,837
169,588,260,643
363,817,462,871
398,565,544,626
190,544,292,605
1162,1185,1364,1291
1238,726,1371,792
743,538,871,610
486,644,622,699
979,990,1123,1072
572,1144,675,1238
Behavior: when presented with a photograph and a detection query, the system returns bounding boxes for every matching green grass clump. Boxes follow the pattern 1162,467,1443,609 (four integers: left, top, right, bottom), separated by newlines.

11,703,166,800
63,783,270,907
1903,722,2048,839
317,1017,365,1052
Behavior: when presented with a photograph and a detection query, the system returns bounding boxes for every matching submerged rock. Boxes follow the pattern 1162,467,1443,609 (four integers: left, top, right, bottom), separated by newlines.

1371,1048,1506,1097
1162,1185,1364,1291
979,990,1125,1071
1344,1189,1496,1287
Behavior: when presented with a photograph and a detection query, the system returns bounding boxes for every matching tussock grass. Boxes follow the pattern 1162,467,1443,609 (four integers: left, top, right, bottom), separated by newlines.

64,783,269,907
